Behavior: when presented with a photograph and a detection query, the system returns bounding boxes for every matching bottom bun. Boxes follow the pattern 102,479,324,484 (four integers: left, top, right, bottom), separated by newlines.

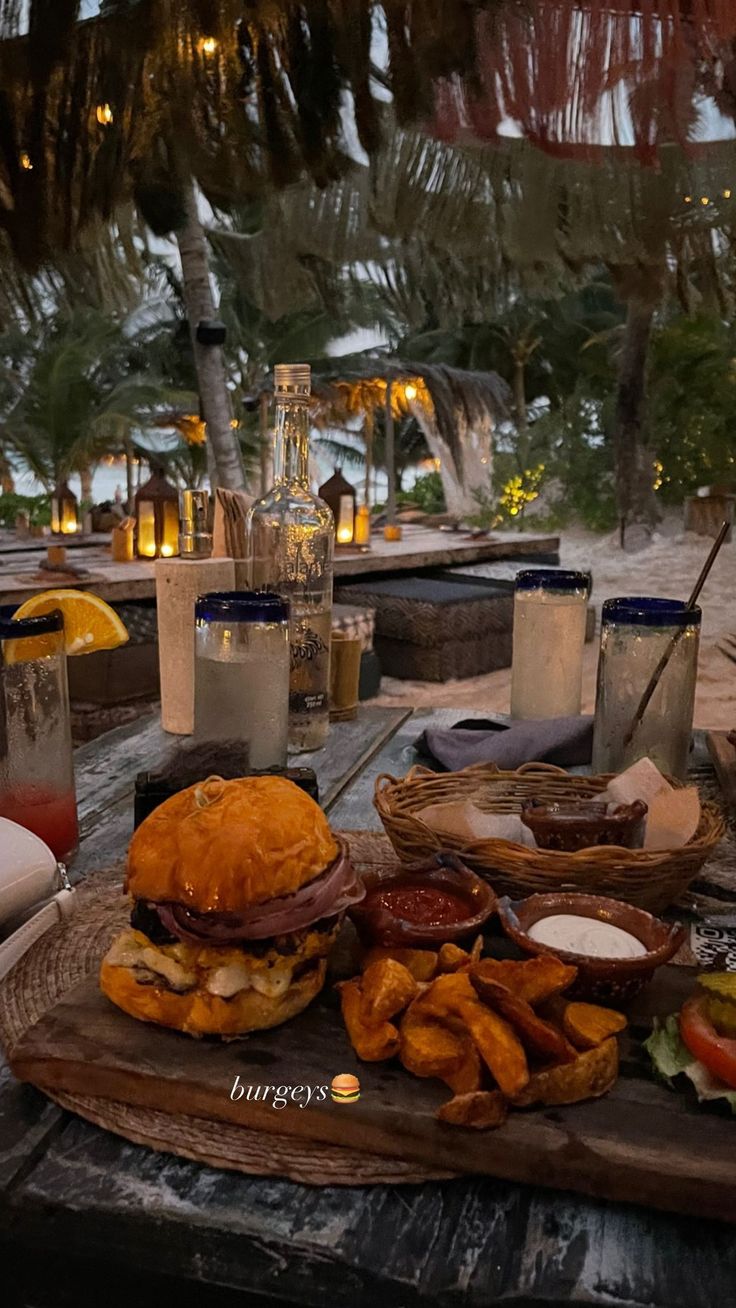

100,956,327,1037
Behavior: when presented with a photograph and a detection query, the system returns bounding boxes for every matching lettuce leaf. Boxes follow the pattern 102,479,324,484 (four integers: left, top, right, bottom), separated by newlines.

645,1015,736,1113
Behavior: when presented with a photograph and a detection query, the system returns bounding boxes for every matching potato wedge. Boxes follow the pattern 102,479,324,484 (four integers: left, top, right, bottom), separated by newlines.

470,975,577,1064
469,934,484,964
456,999,529,1098
399,1005,467,1079
471,955,577,1006
436,1090,507,1130
438,942,472,973
361,957,419,1023
362,945,439,982
337,979,400,1062
414,970,478,1019
511,1037,619,1107
561,1002,627,1050
443,1039,483,1095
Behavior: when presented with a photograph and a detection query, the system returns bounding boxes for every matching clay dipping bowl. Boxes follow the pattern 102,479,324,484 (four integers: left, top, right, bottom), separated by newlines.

520,798,648,852
349,852,496,948
497,891,685,1003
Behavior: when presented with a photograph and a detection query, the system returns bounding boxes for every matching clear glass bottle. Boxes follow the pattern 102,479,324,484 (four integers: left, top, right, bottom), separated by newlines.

592,597,700,780
510,570,589,719
248,364,335,751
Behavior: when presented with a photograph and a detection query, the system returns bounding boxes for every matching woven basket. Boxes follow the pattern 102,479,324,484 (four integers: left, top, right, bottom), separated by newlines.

374,763,726,913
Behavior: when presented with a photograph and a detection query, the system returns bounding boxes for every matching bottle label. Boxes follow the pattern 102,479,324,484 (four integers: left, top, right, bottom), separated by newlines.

289,620,330,717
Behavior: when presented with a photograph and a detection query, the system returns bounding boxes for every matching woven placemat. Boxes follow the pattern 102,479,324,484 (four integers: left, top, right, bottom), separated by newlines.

0,830,455,1187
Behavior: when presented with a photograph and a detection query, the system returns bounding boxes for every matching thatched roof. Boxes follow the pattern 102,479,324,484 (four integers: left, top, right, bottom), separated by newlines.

0,1,735,269
261,355,510,473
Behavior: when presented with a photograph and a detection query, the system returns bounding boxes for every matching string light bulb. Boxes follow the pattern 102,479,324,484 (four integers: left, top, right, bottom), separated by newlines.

404,383,417,401
96,103,114,125
199,36,218,54
724,189,732,199
19,151,33,171
683,195,692,203
700,196,710,206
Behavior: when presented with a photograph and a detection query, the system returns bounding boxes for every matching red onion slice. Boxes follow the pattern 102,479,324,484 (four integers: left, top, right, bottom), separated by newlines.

153,843,363,943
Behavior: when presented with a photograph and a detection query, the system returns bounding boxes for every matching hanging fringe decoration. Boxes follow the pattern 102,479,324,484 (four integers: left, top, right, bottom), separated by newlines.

286,3,345,185
0,1,735,268
333,0,382,157
432,0,736,163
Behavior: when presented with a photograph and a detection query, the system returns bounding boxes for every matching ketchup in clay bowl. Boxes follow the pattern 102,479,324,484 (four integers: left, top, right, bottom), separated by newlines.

349,852,496,947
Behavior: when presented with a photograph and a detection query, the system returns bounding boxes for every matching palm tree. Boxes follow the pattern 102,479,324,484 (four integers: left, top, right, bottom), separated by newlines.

0,308,193,498
175,180,245,492
317,412,430,493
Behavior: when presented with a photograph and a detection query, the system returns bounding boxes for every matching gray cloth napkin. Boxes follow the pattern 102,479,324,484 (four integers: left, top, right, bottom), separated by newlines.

419,716,593,771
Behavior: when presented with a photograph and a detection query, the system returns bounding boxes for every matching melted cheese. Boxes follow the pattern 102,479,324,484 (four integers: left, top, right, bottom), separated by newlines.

105,926,333,999
105,931,197,991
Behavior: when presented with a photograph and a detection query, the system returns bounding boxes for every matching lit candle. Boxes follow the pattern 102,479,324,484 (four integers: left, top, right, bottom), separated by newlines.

336,494,354,545
137,503,157,557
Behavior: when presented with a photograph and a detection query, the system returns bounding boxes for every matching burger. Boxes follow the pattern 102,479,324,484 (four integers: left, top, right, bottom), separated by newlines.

100,775,363,1037
331,1073,360,1103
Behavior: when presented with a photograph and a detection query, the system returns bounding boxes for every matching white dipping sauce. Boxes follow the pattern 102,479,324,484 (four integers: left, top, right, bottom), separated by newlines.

527,913,647,959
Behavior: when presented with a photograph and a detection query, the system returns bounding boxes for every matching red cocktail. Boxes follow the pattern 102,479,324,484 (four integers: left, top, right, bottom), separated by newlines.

0,785,78,861
1,606,77,864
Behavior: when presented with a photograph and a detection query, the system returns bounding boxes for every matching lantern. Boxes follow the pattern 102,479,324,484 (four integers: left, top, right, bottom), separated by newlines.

51,481,79,535
134,465,180,559
319,468,356,547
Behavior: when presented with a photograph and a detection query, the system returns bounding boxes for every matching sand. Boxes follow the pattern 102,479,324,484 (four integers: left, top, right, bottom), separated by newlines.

374,524,735,730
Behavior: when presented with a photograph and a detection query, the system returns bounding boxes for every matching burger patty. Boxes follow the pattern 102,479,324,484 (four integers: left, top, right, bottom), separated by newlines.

130,899,339,957
124,954,321,993
106,919,339,1001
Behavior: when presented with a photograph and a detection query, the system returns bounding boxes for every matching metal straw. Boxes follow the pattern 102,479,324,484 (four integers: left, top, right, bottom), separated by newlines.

623,520,730,747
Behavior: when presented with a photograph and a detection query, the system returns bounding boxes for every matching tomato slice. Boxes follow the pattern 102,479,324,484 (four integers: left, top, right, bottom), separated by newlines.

679,996,736,1089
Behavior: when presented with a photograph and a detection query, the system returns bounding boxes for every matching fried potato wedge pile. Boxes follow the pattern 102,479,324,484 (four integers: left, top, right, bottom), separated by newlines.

337,943,624,1130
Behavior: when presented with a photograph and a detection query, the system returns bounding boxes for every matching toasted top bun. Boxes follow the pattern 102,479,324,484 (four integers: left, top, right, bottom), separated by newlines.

126,776,339,913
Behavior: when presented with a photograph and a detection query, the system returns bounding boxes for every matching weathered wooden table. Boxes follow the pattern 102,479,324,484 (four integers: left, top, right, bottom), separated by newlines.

0,528,559,606
2,708,735,1308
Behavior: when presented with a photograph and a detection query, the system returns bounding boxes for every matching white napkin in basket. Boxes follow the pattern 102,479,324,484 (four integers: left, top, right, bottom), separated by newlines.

416,799,537,848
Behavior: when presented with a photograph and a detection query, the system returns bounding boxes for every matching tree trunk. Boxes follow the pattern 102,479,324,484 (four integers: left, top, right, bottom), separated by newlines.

124,438,135,511
613,297,659,544
79,465,94,503
384,383,397,524
176,179,246,492
0,450,15,494
259,391,272,495
512,351,529,469
363,407,374,507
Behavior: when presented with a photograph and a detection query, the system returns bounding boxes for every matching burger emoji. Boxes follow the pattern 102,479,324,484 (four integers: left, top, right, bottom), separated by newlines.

331,1073,360,1104
99,776,363,1037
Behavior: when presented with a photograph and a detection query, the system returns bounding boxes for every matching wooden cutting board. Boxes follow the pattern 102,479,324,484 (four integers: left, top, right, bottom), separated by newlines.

9,963,736,1223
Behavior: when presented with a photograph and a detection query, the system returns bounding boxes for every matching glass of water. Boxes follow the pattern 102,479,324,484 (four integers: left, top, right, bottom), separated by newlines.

592,597,701,780
194,591,290,771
